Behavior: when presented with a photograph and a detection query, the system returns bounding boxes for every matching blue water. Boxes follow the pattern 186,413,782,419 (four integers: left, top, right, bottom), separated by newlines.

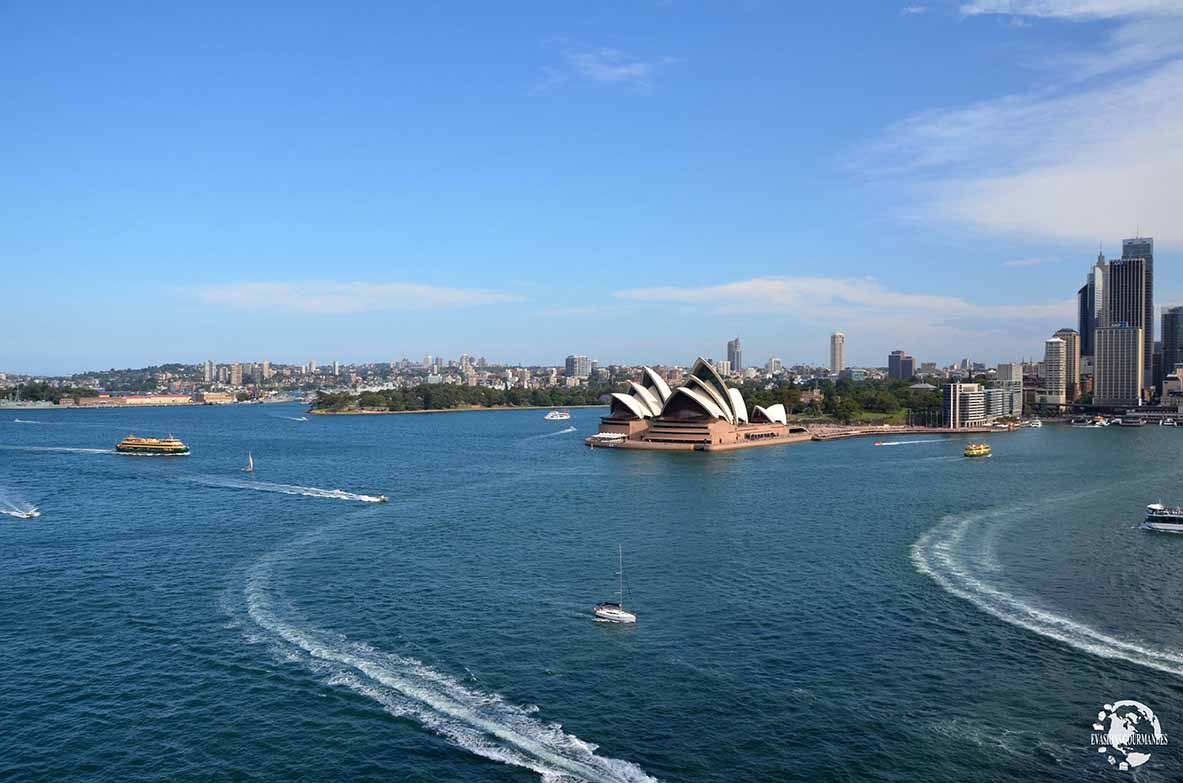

2,406,1182,781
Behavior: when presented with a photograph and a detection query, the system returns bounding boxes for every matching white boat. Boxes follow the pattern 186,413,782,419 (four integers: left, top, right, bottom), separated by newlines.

1160,419,1177,427
243,452,254,473
1026,419,1043,428
594,545,636,623
2,506,40,519
544,409,571,421
1143,503,1183,532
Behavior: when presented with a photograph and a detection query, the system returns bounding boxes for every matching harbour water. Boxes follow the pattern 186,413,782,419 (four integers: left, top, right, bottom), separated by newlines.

2,405,1182,781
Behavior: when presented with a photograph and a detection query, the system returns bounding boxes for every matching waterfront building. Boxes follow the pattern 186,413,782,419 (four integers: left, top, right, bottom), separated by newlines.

1162,306,1183,378
943,382,1018,429
830,333,845,374
1103,238,1153,389
1039,337,1066,407
594,358,799,450
995,362,1023,415
1053,329,1080,401
726,337,743,373
1094,324,1144,407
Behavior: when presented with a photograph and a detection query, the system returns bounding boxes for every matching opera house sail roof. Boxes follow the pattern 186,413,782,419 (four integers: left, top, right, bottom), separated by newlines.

606,358,788,426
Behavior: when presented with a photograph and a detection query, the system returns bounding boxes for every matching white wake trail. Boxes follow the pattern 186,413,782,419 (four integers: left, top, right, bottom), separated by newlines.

875,439,945,447
13,418,43,424
912,510,1183,678
0,445,112,454
192,476,386,503
244,548,660,783
520,426,577,443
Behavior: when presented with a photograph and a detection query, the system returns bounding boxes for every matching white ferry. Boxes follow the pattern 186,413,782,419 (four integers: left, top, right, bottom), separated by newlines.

544,409,571,421
1143,504,1183,533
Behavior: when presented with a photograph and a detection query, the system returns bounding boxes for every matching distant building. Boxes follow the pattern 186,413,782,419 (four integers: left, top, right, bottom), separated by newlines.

888,350,916,380
766,357,782,373
1039,337,1066,407
717,359,732,376
1094,324,1144,407
333,360,340,375
995,362,1024,415
943,382,1018,429
203,359,214,383
565,355,592,378
1162,306,1183,378
830,333,845,374
1104,238,1154,391
231,363,243,386
726,337,743,373
261,360,271,381
1053,329,1081,400
1078,251,1105,357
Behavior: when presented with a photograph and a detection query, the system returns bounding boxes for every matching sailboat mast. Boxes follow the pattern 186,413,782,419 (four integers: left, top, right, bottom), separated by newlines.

618,544,624,609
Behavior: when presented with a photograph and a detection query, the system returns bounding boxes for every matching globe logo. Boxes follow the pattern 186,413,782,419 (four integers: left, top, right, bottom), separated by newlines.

1091,700,1168,771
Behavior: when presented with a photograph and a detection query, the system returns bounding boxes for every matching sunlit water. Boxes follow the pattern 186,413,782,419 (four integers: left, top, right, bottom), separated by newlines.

2,405,1182,781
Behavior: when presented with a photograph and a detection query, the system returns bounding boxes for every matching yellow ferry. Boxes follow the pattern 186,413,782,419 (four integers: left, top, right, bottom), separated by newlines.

115,434,190,456
963,443,991,458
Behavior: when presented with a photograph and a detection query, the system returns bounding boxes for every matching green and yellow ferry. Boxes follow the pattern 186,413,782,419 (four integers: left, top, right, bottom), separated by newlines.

115,434,190,456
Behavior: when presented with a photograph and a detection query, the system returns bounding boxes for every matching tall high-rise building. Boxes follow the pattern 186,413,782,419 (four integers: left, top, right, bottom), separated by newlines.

766,357,782,374
830,332,845,374
1104,250,1151,393
203,359,214,383
1053,328,1080,401
1162,306,1183,377
333,360,340,376
1095,324,1144,406
231,362,243,386
995,362,1024,414
726,337,743,373
1122,236,1154,382
261,360,271,381
888,350,905,379
564,355,592,378
901,355,916,379
1040,337,1066,406
1078,252,1106,357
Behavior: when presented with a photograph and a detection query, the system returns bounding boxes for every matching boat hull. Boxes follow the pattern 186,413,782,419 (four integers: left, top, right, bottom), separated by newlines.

1142,520,1183,533
115,445,190,455
594,607,636,623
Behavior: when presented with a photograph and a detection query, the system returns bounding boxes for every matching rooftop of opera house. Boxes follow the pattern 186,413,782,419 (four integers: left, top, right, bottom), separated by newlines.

586,358,811,452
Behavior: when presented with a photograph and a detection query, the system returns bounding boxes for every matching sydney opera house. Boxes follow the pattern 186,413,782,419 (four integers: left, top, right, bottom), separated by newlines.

588,358,809,451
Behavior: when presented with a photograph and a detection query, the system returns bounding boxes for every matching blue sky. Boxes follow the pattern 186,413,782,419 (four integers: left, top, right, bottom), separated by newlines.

3,0,1181,374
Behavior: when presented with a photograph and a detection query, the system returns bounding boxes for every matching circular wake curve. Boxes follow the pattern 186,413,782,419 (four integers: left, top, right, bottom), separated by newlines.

240,510,659,782
912,509,1183,679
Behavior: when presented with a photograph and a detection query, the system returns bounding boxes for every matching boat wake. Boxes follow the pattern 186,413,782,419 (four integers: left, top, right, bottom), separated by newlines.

282,416,309,422
242,536,660,783
0,445,112,454
912,509,1183,678
0,490,38,518
520,426,577,443
875,439,944,447
13,418,43,424
192,476,386,503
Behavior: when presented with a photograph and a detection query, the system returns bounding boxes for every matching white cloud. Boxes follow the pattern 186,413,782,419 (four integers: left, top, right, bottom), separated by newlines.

902,4,929,13
533,46,676,92
961,0,1183,19
195,282,524,314
614,276,1071,320
862,1,1183,246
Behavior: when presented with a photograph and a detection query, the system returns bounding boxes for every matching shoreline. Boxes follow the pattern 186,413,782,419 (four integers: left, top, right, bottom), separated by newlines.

309,404,608,416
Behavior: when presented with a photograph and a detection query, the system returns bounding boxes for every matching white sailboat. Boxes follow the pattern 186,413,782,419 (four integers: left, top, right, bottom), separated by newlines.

243,452,254,473
594,545,637,623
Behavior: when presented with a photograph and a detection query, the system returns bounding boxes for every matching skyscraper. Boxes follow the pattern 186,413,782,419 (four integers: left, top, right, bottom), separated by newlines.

726,337,743,373
203,359,213,383
1053,328,1080,401
830,332,845,374
564,355,591,378
261,360,271,380
1078,251,1106,357
1122,236,1154,383
1162,306,1183,378
888,350,904,379
1040,337,1067,407
1104,251,1151,394
231,362,243,386
1095,324,1144,406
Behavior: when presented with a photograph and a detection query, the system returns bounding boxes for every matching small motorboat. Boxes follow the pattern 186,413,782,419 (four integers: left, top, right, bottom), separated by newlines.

376,495,389,503
873,441,884,446
1026,419,1043,428
16,507,40,519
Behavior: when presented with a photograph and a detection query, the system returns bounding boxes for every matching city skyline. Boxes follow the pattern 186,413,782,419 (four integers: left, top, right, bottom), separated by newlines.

3,3,1182,374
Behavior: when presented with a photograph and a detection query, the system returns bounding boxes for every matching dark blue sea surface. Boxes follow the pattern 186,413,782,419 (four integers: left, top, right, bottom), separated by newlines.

2,406,1182,781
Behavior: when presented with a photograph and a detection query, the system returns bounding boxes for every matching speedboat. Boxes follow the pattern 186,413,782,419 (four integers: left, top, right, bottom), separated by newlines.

15,507,40,519
1143,503,1183,532
544,409,571,421
376,495,389,503
1027,419,1043,428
